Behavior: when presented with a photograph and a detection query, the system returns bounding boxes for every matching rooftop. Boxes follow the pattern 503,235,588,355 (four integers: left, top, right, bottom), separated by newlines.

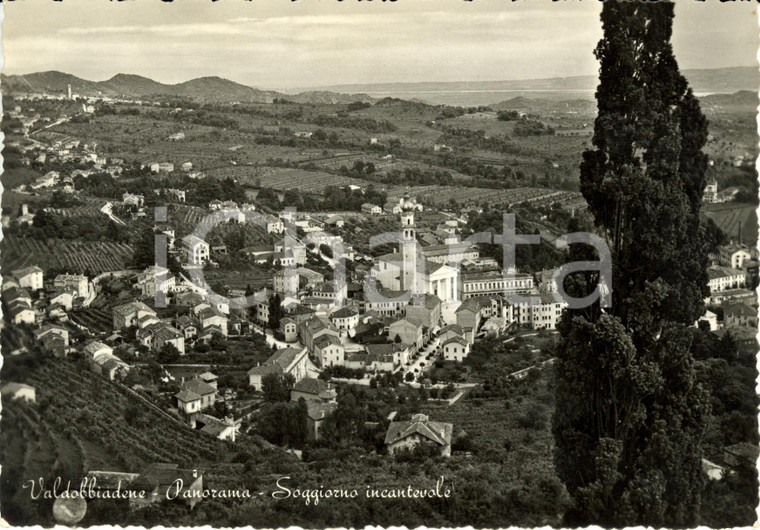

384,413,453,447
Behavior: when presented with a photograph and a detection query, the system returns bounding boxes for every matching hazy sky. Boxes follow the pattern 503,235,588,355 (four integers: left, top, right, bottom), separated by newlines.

1,0,757,90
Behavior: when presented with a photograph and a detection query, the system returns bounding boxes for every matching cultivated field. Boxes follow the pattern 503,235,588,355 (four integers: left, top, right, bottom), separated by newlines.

703,202,758,246
2,236,134,274
388,185,585,209
207,165,368,194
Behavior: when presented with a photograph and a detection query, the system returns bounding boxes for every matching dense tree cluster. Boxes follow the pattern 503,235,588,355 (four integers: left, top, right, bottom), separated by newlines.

312,114,397,133
22,208,130,243
497,110,521,121
439,127,515,152
553,3,728,527
513,118,554,137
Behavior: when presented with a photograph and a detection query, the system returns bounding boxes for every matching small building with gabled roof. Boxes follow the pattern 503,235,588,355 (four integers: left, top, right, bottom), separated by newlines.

385,413,453,457
247,346,309,391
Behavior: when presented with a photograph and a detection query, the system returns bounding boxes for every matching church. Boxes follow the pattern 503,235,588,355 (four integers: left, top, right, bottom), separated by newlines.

372,195,460,304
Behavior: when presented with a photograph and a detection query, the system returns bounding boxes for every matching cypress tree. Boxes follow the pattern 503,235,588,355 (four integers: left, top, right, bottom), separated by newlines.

553,2,715,526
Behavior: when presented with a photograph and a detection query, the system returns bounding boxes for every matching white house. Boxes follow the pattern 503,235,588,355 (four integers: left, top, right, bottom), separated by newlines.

247,346,310,390
183,235,210,265
361,203,382,215
53,273,89,297
13,266,44,291
708,266,746,293
442,337,470,362
265,215,284,234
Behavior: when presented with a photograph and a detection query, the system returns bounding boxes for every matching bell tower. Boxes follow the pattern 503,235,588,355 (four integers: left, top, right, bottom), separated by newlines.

400,194,417,292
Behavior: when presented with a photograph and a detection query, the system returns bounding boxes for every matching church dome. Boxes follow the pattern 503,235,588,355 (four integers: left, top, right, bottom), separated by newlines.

401,194,415,211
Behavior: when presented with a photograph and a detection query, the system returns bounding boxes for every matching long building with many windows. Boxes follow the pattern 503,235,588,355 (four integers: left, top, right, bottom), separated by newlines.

460,270,534,299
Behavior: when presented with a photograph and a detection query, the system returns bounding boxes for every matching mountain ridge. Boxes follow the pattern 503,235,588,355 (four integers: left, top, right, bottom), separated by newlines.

0,71,374,105
2,66,756,106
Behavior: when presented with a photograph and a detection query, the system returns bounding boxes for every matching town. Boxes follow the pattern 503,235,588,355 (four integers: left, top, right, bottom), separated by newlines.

0,69,757,527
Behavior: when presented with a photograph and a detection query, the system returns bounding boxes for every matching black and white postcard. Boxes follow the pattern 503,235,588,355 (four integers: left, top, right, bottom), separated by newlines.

0,0,758,527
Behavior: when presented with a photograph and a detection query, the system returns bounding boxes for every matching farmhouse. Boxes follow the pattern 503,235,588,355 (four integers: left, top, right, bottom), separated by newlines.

90,354,130,381
384,202,402,215
127,463,204,509
139,322,186,354
112,301,157,330
361,203,382,215
175,377,217,414
35,324,70,346
325,215,345,228
385,413,453,457
83,340,113,361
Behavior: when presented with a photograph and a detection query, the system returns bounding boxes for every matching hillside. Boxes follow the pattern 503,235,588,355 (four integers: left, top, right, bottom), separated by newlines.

1,71,104,96
1,72,281,103
288,90,374,105
171,76,279,103
0,71,375,106
700,90,758,108
97,73,166,95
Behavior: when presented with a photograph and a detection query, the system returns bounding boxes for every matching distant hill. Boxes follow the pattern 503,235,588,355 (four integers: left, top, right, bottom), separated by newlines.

314,66,759,98
492,96,598,114
0,71,369,105
96,73,166,96
286,91,374,105
699,90,758,107
2,66,756,107
1,71,105,96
